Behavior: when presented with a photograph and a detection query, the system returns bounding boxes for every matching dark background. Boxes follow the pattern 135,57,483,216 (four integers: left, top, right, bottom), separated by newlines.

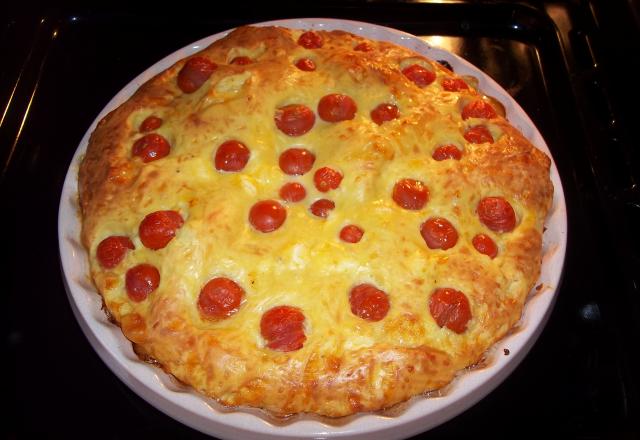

3,1,639,438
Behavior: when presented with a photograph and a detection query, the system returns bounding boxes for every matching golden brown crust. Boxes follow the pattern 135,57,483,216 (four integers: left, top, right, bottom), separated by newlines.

79,25,553,417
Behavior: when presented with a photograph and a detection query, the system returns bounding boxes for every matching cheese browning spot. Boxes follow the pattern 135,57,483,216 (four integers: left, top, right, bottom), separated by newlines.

125,264,160,302
349,284,390,321
261,306,307,351
198,277,245,319
420,217,459,250
429,288,472,334
120,313,147,344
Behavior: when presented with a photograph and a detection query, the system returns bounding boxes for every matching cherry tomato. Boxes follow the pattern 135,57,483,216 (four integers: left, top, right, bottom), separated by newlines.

279,182,307,203
464,126,494,144
298,31,324,49
313,167,343,192
402,64,436,87
441,78,469,92
249,200,287,233
420,217,458,250
279,148,315,175
139,116,163,132
370,103,399,125
461,100,497,120
260,306,306,351
96,236,134,269
472,233,498,258
392,178,429,210
125,264,160,302
349,284,390,321
432,144,462,161
198,277,245,319
298,31,323,49
295,58,316,71
477,197,516,233
340,225,364,243
274,104,315,136
354,42,373,52
132,133,171,163
429,287,472,334
310,199,335,218
177,57,217,93
318,94,357,122
139,210,184,250
215,140,250,172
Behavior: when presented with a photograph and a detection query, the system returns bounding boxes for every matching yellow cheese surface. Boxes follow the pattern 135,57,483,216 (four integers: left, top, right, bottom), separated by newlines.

79,26,553,416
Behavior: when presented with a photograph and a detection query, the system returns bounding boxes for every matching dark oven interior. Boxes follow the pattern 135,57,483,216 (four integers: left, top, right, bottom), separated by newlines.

3,1,639,438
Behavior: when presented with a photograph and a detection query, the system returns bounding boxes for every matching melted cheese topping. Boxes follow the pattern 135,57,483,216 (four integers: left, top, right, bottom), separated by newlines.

79,26,553,417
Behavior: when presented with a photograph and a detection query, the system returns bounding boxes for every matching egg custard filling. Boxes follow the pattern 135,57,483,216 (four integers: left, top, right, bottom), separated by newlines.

79,26,553,417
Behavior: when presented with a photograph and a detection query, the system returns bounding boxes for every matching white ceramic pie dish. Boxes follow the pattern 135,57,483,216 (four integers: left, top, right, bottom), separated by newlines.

58,18,567,440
